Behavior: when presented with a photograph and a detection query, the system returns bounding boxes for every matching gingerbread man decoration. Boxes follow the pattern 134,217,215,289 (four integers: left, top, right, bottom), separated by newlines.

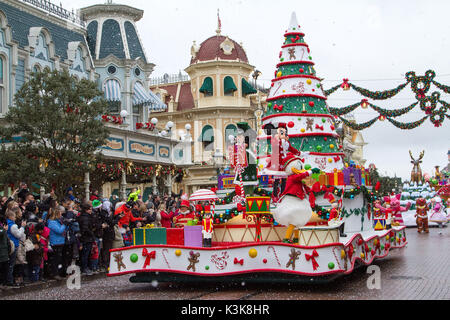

288,48,296,60
113,252,126,272
286,248,301,270
187,251,200,272
306,118,314,132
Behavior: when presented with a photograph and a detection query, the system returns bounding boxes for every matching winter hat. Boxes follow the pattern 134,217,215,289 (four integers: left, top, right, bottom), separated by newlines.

180,200,190,208
92,199,102,209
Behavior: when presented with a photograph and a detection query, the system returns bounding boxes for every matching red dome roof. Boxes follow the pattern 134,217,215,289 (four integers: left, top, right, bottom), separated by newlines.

190,35,248,64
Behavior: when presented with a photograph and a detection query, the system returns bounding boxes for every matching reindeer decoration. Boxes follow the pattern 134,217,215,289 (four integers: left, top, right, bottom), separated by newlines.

409,150,425,184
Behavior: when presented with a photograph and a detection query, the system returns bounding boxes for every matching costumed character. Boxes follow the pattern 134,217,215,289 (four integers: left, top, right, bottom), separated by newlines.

390,194,411,226
173,200,197,227
429,197,447,233
272,155,320,243
325,194,347,237
372,200,387,231
267,123,302,202
114,200,144,229
375,197,392,230
202,211,214,248
415,197,429,233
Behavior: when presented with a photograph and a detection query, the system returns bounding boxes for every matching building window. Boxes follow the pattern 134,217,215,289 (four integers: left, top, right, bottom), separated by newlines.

199,125,214,151
132,105,141,130
134,67,141,77
199,77,213,97
33,64,41,73
224,76,237,96
225,124,237,144
108,101,121,115
107,65,117,75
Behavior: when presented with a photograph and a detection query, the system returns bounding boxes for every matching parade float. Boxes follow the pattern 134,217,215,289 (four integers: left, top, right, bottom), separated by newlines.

107,12,411,284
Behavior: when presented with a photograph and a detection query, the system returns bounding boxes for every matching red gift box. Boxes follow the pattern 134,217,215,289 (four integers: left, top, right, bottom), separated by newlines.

166,228,184,245
326,171,344,186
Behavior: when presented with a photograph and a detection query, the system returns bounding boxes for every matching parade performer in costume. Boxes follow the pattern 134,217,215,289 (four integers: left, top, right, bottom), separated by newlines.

127,188,141,202
429,197,447,234
415,197,429,233
390,194,411,226
233,122,258,196
272,155,320,243
326,195,347,237
267,123,302,202
173,200,196,227
372,200,387,231
202,211,214,248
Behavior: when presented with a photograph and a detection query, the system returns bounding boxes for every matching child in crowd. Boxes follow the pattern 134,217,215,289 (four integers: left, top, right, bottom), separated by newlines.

89,241,99,273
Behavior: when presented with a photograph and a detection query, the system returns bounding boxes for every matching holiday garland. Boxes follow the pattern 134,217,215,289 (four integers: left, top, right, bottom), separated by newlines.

348,82,410,100
368,101,418,117
338,116,379,130
432,80,450,94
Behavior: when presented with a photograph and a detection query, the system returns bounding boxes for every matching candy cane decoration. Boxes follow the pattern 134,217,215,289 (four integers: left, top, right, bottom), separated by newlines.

267,246,281,267
161,249,171,269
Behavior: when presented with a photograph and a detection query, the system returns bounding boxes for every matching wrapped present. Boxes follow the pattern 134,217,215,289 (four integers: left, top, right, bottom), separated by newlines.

326,171,344,186
318,173,328,186
246,196,271,214
184,225,203,247
133,227,167,246
343,168,352,185
354,168,362,185
166,228,184,245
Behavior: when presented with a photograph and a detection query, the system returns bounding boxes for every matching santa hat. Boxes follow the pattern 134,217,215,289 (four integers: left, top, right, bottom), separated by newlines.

277,123,287,129
180,200,190,208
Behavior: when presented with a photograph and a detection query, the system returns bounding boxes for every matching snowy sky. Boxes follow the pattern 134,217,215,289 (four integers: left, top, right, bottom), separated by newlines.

60,0,450,180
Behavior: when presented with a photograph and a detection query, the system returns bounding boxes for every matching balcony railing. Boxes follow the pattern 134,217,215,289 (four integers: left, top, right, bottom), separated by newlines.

20,0,86,28
149,73,190,86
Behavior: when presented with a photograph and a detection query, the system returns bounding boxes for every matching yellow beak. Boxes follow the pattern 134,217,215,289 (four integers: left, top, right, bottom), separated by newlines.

291,167,304,175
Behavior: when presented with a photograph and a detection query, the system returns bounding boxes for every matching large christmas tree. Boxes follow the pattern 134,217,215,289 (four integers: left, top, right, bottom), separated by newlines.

258,12,345,174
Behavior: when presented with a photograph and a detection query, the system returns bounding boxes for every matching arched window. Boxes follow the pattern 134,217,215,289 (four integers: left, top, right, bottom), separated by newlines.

33,64,41,73
99,19,125,59
199,77,213,97
224,76,237,96
198,125,214,151
225,124,237,144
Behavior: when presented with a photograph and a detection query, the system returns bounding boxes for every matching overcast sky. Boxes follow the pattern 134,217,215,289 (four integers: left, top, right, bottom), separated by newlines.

61,0,450,181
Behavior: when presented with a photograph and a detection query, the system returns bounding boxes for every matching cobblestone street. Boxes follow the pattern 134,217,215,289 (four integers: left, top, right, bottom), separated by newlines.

2,225,449,300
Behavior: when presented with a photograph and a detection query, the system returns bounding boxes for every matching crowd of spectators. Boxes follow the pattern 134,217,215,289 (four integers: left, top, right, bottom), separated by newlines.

0,183,184,288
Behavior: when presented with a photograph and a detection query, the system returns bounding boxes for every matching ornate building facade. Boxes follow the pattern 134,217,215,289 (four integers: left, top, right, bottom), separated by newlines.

150,26,267,194
0,0,191,200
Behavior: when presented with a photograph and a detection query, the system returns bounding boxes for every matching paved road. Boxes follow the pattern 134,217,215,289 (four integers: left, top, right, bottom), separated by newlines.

2,225,449,300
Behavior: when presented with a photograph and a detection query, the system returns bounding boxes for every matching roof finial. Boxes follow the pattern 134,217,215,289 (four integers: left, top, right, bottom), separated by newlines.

216,9,222,35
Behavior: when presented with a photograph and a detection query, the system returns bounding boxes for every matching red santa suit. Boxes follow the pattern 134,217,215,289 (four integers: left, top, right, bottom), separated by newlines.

173,200,196,227
280,170,313,202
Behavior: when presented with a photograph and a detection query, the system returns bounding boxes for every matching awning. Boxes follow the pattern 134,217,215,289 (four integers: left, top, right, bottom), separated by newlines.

189,189,218,202
199,77,213,95
224,76,237,94
242,78,257,95
198,125,214,142
133,82,167,111
104,79,121,102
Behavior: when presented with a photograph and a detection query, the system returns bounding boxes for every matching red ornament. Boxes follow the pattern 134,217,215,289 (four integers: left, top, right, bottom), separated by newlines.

358,239,363,246
279,51,282,58
324,137,328,141
371,249,375,256
309,101,315,107
299,68,304,73
288,121,295,128
330,125,335,131
263,259,268,264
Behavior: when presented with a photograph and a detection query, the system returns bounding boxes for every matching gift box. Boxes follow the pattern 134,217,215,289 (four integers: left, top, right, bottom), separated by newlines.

318,173,328,186
184,225,203,247
166,228,184,245
326,171,344,186
133,227,166,246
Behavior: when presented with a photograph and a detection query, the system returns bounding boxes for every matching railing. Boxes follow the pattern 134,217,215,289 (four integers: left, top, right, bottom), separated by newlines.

149,73,190,86
20,0,86,28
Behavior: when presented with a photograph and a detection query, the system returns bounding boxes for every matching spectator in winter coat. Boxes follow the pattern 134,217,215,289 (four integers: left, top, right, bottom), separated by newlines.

97,203,121,271
77,202,96,275
47,207,66,280
0,222,10,286
6,208,25,286
35,222,50,281
26,229,43,283
61,199,80,271
159,204,175,229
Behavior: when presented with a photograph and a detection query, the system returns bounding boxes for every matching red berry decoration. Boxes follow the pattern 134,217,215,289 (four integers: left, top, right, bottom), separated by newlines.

324,137,328,141
263,259,268,264
309,101,315,107
358,239,363,246
299,68,304,73
288,121,295,128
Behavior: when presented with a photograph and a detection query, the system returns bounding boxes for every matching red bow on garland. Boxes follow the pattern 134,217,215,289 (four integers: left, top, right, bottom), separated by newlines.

305,249,319,271
341,78,350,90
334,156,341,163
142,248,156,269
315,124,324,131
102,115,109,122
273,104,284,111
234,258,244,266
237,203,246,213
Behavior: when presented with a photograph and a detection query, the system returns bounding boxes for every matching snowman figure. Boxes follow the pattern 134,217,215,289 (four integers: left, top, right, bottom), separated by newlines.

272,155,320,243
